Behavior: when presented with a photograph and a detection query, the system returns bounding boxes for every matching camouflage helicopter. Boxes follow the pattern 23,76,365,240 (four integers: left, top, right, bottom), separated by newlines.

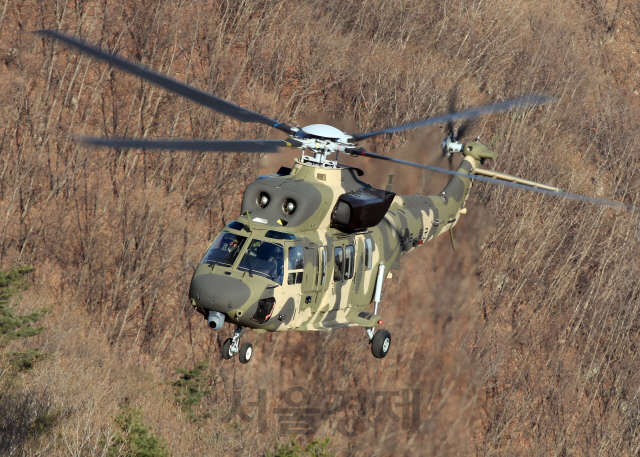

39,31,632,363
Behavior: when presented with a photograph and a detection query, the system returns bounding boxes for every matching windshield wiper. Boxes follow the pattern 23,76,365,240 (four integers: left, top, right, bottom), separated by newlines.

247,255,254,277
275,264,284,284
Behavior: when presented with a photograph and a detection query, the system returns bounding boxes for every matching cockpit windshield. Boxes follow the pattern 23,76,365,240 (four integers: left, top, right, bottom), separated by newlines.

201,231,247,267
237,240,284,284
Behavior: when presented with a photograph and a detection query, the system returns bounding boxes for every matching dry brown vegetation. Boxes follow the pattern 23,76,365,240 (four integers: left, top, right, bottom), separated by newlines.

1,0,640,455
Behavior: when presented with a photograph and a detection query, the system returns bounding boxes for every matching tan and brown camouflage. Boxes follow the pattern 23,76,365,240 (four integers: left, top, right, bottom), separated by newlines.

188,143,502,333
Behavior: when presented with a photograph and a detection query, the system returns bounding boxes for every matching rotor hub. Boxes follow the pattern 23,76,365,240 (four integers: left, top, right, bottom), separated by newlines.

300,124,346,139
292,124,354,168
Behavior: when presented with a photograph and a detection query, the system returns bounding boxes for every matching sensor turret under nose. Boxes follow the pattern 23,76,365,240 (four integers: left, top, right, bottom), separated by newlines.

208,310,225,330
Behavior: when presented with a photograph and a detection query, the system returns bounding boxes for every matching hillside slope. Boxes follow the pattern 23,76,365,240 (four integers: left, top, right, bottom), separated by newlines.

1,0,639,455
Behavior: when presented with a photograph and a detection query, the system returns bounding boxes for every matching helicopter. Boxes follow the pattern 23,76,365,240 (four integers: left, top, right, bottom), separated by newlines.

37,30,633,363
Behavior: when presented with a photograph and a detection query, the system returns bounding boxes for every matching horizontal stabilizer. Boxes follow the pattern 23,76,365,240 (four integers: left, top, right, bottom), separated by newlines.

474,168,563,192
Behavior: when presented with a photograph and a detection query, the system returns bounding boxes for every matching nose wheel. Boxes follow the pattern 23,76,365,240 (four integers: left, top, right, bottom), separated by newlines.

221,326,252,363
239,342,253,363
222,338,233,360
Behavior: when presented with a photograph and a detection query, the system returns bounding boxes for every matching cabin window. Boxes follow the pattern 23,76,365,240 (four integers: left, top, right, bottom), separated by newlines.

364,238,373,270
287,246,304,285
334,247,344,281
319,248,327,286
344,245,355,280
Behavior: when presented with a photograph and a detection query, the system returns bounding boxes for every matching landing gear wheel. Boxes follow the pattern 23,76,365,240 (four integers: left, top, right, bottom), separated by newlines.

239,342,253,364
371,329,391,359
222,338,233,360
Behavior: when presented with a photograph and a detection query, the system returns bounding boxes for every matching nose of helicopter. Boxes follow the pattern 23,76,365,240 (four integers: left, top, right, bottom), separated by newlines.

189,270,252,312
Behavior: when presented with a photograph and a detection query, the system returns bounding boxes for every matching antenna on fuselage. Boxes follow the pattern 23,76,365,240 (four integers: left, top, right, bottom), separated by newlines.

386,174,394,192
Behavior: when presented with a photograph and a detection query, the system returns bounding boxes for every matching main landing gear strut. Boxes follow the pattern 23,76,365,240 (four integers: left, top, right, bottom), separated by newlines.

222,326,253,363
367,262,391,359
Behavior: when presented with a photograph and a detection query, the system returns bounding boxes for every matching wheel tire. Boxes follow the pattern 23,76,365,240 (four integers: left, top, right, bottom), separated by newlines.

239,342,253,364
371,329,391,359
222,338,233,360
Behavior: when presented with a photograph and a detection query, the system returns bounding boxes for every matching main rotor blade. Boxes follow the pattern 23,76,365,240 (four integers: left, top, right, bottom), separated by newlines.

446,86,459,134
80,137,300,152
37,30,295,134
346,148,634,211
351,94,555,141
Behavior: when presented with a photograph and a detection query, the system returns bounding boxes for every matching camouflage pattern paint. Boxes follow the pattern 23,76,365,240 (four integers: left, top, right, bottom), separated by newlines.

189,144,481,332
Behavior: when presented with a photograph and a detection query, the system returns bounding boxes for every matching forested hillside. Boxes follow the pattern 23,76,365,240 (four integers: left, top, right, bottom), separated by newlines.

1,0,639,455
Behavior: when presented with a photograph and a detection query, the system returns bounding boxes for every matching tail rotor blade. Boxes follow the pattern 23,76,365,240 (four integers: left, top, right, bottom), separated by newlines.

446,87,459,134
456,117,478,140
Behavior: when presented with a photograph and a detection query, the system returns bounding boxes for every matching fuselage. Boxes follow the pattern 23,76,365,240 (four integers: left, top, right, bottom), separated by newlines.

189,153,478,333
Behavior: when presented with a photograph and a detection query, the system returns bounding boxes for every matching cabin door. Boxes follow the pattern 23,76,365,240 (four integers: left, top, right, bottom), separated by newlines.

275,241,305,328
329,240,356,311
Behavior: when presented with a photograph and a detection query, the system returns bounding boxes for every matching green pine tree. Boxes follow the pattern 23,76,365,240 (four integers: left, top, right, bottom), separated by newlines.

264,438,335,457
0,266,46,347
171,360,211,420
106,406,169,457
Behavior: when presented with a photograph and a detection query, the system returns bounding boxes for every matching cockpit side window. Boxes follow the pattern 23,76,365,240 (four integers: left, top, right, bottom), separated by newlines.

201,231,247,267
288,246,304,270
287,246,304,285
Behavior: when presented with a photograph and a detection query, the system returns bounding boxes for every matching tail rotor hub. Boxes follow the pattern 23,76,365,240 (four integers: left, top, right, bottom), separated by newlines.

441,133,463,158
